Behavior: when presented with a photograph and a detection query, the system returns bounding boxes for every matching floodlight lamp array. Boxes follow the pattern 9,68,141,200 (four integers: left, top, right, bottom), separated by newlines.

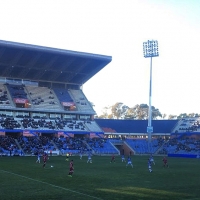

143,40,159,58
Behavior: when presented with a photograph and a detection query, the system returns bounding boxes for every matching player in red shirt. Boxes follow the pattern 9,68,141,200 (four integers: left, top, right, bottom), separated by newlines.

68,160,74,177
162,156,168,168
110,154,115,163
42,153,48,168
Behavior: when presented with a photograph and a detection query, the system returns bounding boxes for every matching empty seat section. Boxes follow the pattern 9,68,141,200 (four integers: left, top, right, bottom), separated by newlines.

68,89,94,112
26,86,62,111
0,84,13,108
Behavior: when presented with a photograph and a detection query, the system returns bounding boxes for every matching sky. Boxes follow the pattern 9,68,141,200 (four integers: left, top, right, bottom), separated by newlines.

0,0,200,117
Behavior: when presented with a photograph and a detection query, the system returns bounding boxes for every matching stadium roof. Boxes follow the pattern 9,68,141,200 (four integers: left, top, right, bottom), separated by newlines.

0,40,112,85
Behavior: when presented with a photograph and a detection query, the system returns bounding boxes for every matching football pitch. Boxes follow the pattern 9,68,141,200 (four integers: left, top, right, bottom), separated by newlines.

0,155,200,200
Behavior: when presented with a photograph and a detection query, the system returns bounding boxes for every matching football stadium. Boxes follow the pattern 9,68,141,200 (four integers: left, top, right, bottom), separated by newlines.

0,40,200,200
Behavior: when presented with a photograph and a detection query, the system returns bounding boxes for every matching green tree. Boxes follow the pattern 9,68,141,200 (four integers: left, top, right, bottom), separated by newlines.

110,102,129,119
151,106,162,119
106,103,162,119
177,113,188,119
168,114,177,119
188,113,200,118
122,104,162,120
131,104,148,119
124,107,136,119
97,104,200,120
98,106,110,119
177,113,200,119
162,113,167,119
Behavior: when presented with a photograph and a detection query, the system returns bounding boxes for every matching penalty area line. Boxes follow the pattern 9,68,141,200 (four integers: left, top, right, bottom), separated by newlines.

0,169,103,200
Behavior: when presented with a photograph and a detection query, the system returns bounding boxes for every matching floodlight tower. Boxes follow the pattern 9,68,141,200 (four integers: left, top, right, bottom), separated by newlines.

143,40,159,152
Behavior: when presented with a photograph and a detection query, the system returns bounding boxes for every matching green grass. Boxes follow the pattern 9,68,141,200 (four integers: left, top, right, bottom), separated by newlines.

0,155,200,200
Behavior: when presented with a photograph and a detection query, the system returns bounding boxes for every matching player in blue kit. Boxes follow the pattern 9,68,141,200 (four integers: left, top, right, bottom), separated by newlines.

121,154,125,162
149,154,155,165
36,153,41,163
126,156,133,168
148,158,152,172
87,152,92,163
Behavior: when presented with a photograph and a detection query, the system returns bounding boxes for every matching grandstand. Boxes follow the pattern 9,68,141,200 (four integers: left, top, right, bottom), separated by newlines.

94,119,200,157
0,39,112,156
0,40,200,158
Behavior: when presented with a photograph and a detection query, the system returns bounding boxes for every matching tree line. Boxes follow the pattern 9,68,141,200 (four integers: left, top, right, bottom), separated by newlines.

95,102,200,120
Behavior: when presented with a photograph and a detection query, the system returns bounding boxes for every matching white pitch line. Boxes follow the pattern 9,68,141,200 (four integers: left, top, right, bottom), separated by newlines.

0,169,103,200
